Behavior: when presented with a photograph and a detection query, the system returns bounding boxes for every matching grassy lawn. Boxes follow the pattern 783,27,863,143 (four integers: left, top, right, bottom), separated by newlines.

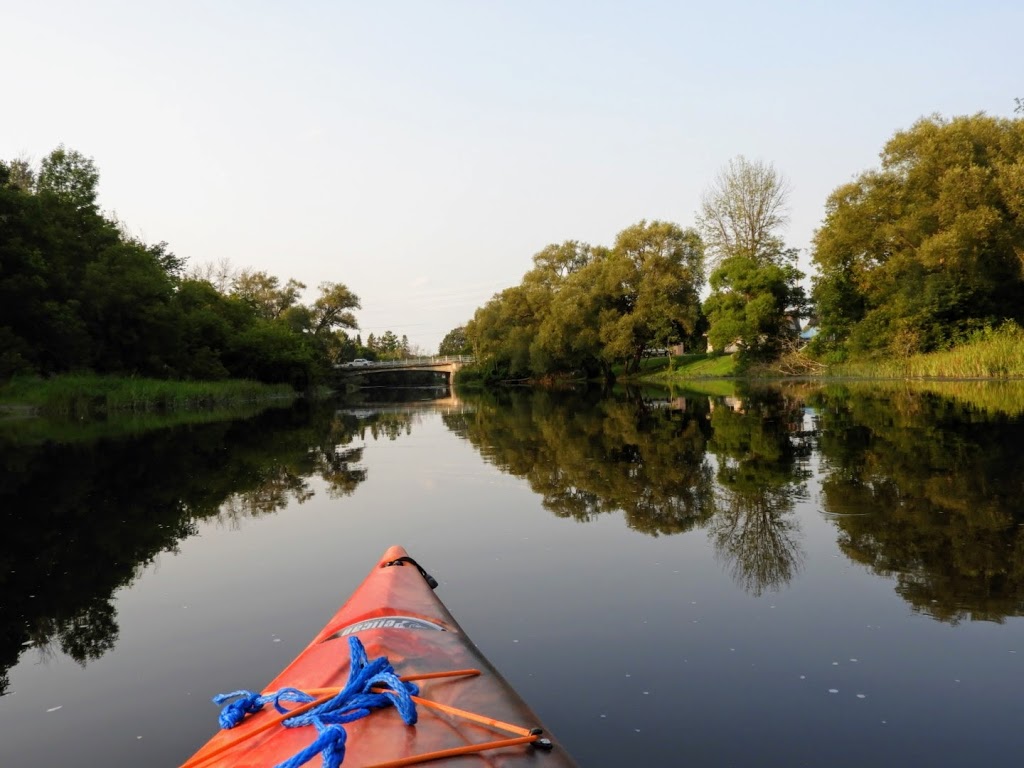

635,353,738,382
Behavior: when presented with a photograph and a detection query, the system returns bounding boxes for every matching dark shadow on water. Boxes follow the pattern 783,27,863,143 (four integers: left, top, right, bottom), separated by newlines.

0,398,410,694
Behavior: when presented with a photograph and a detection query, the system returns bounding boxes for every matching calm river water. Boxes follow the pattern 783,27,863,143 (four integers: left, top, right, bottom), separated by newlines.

1,382,1022,767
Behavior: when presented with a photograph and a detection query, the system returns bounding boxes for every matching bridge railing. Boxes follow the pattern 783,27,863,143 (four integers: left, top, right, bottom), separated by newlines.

334,355,475,370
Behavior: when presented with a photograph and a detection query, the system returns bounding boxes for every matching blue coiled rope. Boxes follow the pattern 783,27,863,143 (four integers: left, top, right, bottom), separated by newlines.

212,636,419,768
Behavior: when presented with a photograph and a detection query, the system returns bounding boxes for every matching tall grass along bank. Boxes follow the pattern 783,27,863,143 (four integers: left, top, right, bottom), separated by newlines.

830,323,1024,379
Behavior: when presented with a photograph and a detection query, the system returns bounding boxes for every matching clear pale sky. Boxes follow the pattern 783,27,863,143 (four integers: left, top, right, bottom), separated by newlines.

3,1,1021,351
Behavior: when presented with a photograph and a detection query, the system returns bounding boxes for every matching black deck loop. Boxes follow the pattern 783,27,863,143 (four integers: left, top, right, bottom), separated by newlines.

384,556,439,589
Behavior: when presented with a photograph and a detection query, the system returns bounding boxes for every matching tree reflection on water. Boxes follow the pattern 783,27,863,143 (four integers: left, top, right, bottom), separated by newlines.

449,383,1024,618
445,389,716,535
5,381,1023,696
809,384,1024,623
0,402,409,694
707,392,811,596
447,387,810,595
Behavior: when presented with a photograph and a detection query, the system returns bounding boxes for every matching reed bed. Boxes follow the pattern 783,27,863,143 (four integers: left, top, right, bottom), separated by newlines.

831,324,1024,380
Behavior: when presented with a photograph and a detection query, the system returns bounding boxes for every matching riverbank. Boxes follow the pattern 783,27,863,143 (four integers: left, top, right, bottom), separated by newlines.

641,324,1024,385
458,325,1024,392
0,374,297,417
454,354,740,390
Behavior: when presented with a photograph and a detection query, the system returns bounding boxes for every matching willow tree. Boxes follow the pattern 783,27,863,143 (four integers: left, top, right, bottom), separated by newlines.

467,241,594,379
468,224,704,380
598,220,705,373
531,222,705,377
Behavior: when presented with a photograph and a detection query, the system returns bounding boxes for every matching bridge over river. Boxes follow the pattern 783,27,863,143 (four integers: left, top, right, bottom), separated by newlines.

333,355,473,385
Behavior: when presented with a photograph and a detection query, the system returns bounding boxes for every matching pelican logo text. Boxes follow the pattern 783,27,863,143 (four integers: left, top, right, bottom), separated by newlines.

326,615,447,641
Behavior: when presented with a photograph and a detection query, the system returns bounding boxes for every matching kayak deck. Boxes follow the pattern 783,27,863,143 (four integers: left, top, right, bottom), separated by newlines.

182,546,577,767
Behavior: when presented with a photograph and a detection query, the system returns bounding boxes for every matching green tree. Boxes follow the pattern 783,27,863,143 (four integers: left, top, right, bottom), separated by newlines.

524,240,594,288
37,145,100,212
597,221,705,373
225,320,316,388
279,281,361,367
466,283,546,379
169,279,256,379
80,241,177,374
310,281,360,335
532,254,609,378
467,241,599,379
0,147,362,386
1,149,122,373
812,113,1024,357
0,161,45,375
7,156,35,193
377,330,400,358
703,251,806,357
231,270,306,319
146,240,186,282
699,157,804,358
467,225,704,380
0,149,197,376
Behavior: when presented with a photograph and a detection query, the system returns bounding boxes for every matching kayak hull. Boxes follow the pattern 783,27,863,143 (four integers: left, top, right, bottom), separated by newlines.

183,546,577,767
